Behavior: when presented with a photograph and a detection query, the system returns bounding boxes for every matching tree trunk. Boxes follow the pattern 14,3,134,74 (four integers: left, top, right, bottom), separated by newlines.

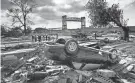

105,11,129,41
123,27,129,41
24,16,27,35
24,24,27,35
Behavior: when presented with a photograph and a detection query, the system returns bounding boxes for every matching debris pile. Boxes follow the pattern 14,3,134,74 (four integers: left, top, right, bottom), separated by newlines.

1,54,135,83
121,45,135,58
1,40,135,83
1,54,70,83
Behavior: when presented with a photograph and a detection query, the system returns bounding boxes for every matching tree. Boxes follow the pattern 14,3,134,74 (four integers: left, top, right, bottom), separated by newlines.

86,0,129,41
7,0,35,35
25,26,32,35
1,25,9,37
72,30,87,38
8,27,23,37
34,27,47,33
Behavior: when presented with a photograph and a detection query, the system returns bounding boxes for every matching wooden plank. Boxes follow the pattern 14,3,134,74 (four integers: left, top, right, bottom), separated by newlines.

1,48,36,56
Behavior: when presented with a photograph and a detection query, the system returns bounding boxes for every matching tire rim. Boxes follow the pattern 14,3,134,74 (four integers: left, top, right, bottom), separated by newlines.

68,42,77,52
111,50,117,59
112,50,117,55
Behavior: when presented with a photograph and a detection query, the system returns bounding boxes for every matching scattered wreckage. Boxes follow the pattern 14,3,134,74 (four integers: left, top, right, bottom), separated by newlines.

43,38,135,83
1,38,135,83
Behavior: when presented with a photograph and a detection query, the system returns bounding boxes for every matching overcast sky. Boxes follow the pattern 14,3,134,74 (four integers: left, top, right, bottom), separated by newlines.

1,0,135,29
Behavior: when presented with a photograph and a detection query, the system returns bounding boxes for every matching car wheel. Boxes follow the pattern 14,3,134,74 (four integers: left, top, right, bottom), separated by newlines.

56,38,66,44
110,49,118,62
110,49,117,55
65,39,79,56
104,38,109,43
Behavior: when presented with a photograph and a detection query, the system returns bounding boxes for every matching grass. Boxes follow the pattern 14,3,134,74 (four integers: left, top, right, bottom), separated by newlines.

1,36,32,44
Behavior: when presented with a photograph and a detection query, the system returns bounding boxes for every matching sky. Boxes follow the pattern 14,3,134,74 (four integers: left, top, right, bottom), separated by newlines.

1,0,135,29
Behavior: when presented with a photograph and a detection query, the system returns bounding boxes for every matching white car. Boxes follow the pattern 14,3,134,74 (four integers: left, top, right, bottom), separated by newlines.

102,34,120,41
100,46,119,59
129,35,135,38
100,46,118,53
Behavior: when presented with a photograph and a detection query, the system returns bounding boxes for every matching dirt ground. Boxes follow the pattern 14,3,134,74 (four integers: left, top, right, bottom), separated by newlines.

121,44,135,57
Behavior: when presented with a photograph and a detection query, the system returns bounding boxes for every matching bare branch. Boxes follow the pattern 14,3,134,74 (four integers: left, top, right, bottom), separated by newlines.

11,20,20,26
7,0,36,35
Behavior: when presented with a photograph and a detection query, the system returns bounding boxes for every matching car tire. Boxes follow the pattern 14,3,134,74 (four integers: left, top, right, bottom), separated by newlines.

109,49,119,63
104,38,109,43
110,49,118,55
56,38,66,44
64,39,79,56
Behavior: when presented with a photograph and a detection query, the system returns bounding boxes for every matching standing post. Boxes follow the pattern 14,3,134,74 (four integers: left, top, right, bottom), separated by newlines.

81,17,86,29
32,35,34,42
38,35,41,42
45,35,47,41
43,35,45,41
95,33,97,40
35,35,37,42
56,34,58,40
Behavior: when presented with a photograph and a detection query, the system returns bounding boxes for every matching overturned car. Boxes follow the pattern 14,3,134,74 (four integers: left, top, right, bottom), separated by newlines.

43,38,119,70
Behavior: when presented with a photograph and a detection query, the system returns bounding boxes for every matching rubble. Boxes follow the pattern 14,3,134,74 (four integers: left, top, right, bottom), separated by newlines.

1,39,135,83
